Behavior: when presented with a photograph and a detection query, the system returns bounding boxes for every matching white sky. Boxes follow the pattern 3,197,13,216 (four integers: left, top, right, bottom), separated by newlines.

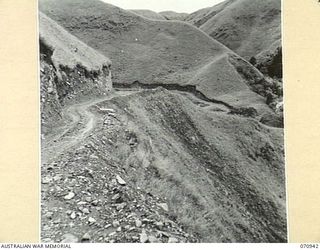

101,0,226,13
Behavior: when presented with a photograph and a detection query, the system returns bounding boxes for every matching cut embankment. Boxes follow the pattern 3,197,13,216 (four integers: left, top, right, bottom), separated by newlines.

39,12,112,133
113,82,269,121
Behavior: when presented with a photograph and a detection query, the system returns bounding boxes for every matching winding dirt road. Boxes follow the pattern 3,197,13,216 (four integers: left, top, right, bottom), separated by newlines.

41,88,231,166
41,91,135,165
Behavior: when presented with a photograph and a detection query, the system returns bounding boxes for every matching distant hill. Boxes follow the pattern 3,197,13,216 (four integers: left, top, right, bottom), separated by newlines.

39,0,279,116
129,9,166,20
184,0,236,27
159,11,189,21
185,0,282,78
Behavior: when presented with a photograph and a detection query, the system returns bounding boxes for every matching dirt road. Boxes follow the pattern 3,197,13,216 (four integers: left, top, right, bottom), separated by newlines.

41,91,135,165
41,88,230,243
42,88,231,165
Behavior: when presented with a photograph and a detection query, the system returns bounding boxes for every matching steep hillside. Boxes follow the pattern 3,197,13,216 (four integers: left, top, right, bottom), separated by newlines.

184,0,236,27
186,0,282,78
39,0,281,119
100,88,287,242
41,88,286,242
39,13,112,133
129,9,166,20
159,11,188,21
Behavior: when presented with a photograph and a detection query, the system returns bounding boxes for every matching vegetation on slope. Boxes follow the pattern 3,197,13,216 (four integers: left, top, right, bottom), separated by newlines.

185,0,282,79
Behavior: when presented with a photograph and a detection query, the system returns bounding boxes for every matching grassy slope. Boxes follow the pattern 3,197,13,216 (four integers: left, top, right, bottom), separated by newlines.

39,0,273,114
129,9,166,20
93,88,287,242
184,0,236,27
186,0,281,61
39,12,111,71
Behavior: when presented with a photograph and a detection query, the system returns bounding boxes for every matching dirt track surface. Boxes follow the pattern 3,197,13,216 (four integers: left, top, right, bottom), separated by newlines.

42,89,230,165
42,92,130,165
41,90,191,243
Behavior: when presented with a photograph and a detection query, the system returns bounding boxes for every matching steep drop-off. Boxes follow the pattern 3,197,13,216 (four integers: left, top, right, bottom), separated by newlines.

95,88,287,242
